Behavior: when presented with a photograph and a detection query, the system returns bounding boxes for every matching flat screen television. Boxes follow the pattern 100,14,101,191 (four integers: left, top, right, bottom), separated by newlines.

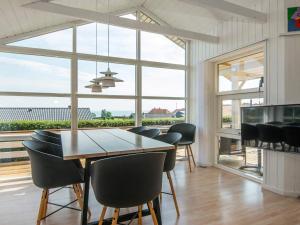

241,104,300,125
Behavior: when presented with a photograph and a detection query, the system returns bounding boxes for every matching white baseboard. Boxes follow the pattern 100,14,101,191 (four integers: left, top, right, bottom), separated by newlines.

214,164,263,184
262,184,300,197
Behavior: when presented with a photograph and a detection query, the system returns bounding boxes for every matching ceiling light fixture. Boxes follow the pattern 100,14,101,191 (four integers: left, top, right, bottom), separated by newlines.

85,0,102,93
99,0,123,88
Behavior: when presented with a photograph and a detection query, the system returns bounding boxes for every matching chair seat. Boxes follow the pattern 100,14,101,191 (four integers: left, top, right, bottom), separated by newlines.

178,140,193,146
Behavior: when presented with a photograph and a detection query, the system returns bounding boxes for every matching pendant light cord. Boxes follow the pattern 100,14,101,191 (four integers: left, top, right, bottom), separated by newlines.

95,0,99,78
107,0,110,69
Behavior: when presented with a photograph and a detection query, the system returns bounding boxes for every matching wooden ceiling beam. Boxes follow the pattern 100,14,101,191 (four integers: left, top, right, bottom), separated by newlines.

180,0,268,23
23,1,219,43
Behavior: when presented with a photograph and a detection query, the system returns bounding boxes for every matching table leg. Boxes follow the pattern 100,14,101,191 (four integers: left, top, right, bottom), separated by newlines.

153,196,162,225
81,159,91,225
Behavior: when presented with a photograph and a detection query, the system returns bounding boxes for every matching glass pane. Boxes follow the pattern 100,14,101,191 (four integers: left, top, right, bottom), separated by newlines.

142,99,185,126
9,28,72,52
78,60,135,95
0,96,71,131
78,98,135,128
77,23,136,59
142,67,185,97
0,53,70,93
218,52,264,92
222,98,264,129
141,31,185,65
0,96,70,180
217,136,263,178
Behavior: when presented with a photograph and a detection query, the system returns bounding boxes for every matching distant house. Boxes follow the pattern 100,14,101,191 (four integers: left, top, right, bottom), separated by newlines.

144,107,185,119
0,107,94,122
144,107,173,119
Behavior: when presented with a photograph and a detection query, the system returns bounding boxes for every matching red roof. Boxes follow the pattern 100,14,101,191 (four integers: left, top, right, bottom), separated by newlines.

148,107,171,114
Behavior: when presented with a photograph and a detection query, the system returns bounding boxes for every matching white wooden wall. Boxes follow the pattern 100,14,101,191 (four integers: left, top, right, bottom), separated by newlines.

189,0,300,195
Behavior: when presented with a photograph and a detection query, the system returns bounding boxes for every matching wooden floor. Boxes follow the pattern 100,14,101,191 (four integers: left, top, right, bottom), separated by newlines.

1,161,300,225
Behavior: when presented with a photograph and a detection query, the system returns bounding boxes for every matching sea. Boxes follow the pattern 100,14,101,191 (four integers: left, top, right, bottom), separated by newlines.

92,110,134,117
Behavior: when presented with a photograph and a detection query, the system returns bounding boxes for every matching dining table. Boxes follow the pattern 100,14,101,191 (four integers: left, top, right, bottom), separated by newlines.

60,128,175,225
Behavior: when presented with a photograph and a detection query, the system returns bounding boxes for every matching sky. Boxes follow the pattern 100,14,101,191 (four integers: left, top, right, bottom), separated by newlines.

0,19,186,114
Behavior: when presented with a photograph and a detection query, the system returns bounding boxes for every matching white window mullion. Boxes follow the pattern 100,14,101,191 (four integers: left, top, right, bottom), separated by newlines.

71,26,78,131
135,10,142,126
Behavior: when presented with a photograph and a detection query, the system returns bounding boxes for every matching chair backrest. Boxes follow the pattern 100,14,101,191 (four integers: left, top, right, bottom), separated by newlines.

127,126,147,134
32,132,62,146
154,132,182,172
241,123,259,144
266,121,282,125
138,128,160,138
34,130,61,139
91,152,166,208
282,126,300,147
256,124,284,143
168,123,196,143
23,140,82,189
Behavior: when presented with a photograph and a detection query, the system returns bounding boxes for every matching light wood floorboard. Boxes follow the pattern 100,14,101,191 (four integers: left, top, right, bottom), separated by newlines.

1,161,300,225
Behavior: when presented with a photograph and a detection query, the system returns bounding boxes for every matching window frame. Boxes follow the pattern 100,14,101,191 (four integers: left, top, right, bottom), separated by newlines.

0,14,189,130
215,44,266,138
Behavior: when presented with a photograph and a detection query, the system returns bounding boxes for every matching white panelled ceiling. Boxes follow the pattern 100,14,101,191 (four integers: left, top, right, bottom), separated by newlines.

0,0,221,42
0,0,262,42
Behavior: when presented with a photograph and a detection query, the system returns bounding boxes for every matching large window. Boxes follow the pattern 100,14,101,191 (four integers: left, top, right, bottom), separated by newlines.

78,60,135,96
142,67,185,97
141,31,185,65
9,28,73,52
142,99,185,126
0,53,70,93
0,11,187,179
77,23,136,59
78,98,135,129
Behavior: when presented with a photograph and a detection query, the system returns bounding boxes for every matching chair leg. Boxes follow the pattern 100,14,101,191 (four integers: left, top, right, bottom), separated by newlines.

42,189,49,218
138,205,143,225
111,208,120,225
73,184,83,208
37,189,48,225
147,202,159,225
76,184,92,218
166,171,180,217
98,206,107,225
186,146,192,172
188,145,196,167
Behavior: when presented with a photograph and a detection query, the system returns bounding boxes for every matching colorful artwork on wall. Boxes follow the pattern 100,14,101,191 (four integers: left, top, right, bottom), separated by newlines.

288,7,300,32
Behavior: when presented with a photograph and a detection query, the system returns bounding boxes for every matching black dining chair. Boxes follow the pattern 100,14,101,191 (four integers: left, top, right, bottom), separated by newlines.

127,126,147,134
168,123,196,172
138,128,160,138
31,132,83,168
241,123,259,147
34,129,61,139
282,126,300,152
154,132,182,216
23,140,88,225
90,152,166,225
266,121,283,125
240,123,262,173
32,132,62,145
256,124,285,150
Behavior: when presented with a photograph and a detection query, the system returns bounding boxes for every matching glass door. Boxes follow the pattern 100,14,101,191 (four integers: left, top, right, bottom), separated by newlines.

216,50,265,178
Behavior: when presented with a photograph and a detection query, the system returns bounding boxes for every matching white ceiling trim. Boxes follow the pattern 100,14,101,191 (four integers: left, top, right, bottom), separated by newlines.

0,20,84,45
179,0,268,23
0,6,137,45
23,1,219,42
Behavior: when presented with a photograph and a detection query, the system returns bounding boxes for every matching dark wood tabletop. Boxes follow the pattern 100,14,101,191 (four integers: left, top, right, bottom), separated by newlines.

60,128,175,160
